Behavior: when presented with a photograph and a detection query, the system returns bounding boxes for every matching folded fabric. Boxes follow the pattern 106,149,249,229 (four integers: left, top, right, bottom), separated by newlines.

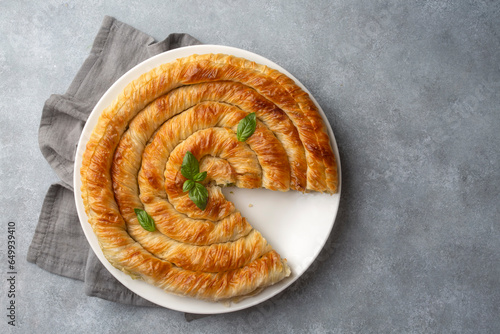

27,15,201,307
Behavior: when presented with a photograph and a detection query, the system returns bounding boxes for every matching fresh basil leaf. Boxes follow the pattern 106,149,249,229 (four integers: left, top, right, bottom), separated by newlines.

189,182,208,211
183,179,195,192
237,112,257,142
134,208,155,232
181,151,199,180
193,171,207,182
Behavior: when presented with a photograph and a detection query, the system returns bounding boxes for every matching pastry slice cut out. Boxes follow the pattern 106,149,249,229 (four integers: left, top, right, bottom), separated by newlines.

80,53,338,301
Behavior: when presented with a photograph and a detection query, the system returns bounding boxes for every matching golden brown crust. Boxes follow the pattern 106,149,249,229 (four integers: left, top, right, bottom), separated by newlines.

81,53,338,302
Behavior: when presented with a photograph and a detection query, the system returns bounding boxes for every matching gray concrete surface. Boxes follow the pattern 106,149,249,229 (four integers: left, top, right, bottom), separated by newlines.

1,0,499,333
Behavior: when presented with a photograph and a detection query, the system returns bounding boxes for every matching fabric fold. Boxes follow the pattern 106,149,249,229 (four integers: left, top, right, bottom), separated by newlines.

27,182,88,279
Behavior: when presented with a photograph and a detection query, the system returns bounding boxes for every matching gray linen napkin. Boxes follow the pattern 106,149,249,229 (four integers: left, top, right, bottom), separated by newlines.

27,16,201,308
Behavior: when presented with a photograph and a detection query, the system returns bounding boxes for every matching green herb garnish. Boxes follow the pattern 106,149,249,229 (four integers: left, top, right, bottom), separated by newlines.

236,112,257,142
182,179,195,192
193,171,207,182
188,182,209,211
134,208,156,232
181,151,209,210
181,151,200,180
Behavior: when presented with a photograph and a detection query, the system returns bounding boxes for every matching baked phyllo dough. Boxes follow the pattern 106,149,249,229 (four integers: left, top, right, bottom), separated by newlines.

80,53,338,301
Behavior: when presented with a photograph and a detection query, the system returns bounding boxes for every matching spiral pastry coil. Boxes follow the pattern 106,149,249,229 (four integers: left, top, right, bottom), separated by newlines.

80,54,338,301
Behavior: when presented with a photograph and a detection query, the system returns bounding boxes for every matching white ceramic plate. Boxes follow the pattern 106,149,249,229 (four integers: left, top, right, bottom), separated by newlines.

74,45,341,314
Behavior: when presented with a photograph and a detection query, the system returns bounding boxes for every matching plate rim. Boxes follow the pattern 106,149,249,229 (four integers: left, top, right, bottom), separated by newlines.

73,44,342,314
